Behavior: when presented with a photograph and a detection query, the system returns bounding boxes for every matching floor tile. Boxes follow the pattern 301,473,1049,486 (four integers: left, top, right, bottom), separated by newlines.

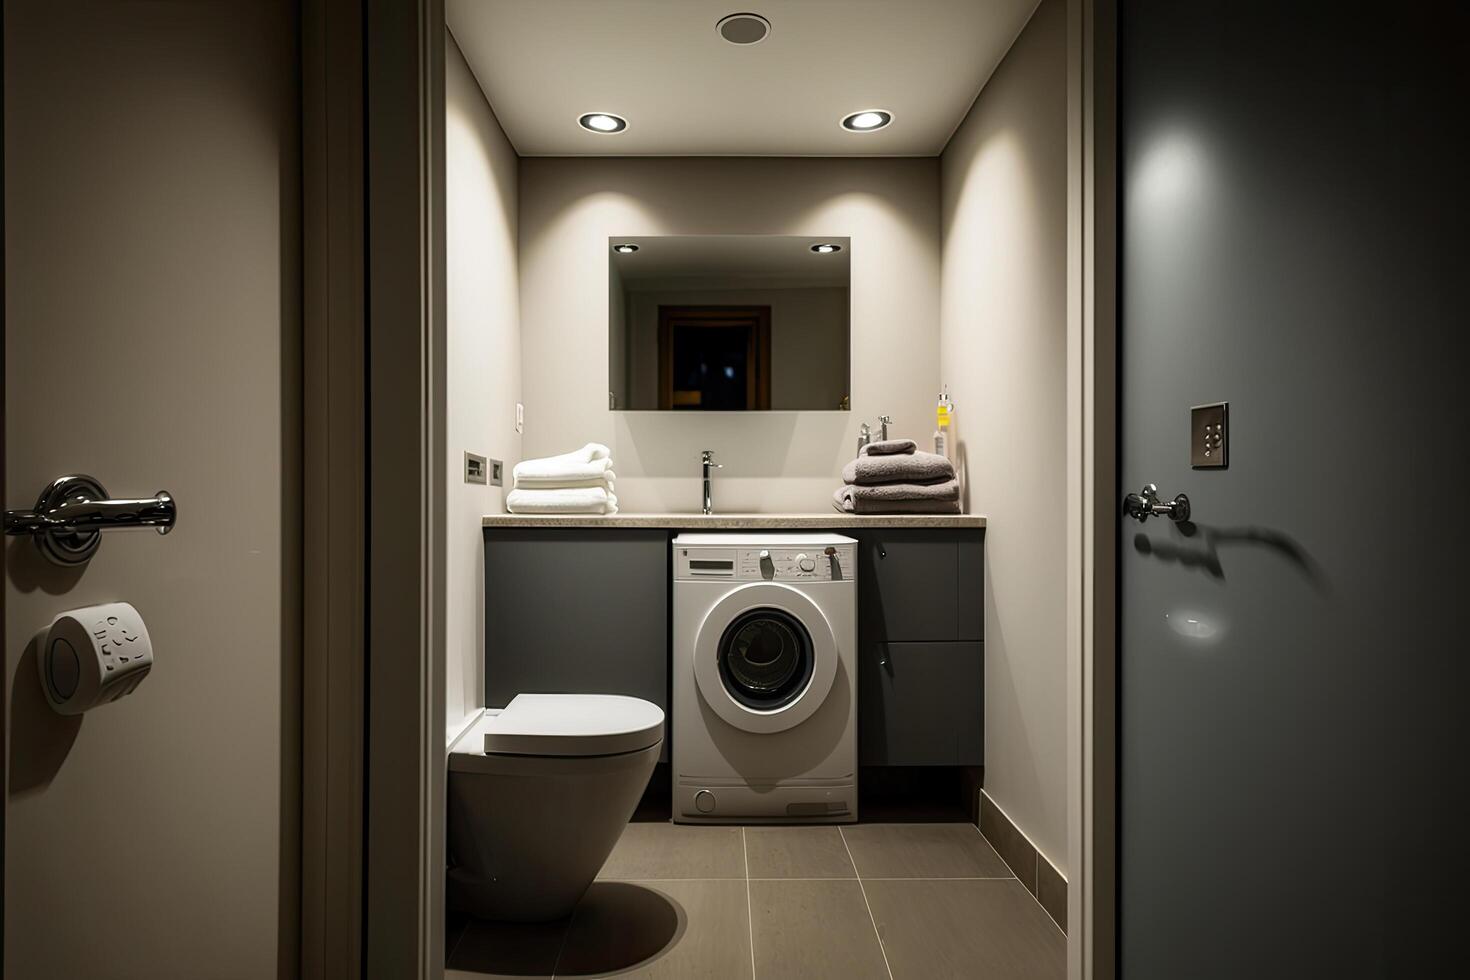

744,826,856,879
598,822,746,880
445,914,570,979
864,879,1066,980
841,823,1012,879
557,879,751,979
749,880,889,980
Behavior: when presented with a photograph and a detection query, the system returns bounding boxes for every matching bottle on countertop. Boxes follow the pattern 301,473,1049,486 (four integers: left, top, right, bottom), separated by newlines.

934,387,955,459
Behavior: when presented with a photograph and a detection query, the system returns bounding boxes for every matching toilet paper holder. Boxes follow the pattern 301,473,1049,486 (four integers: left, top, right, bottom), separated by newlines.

4,474,177,566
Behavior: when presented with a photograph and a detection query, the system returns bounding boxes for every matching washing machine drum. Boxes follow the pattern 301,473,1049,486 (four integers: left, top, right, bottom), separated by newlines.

694,583,839,734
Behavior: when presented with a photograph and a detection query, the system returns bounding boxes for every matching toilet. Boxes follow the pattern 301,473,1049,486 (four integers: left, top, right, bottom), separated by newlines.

446,693,664,922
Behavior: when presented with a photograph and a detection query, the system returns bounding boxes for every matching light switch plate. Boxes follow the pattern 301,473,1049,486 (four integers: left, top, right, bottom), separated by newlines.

489,458,503,487
1191,402,1228,468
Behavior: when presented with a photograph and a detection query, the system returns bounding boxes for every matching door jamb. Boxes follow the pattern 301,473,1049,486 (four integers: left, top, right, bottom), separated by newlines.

301,0,368,975
1066,1,1117,978
301,0,447,977
361,0,448,976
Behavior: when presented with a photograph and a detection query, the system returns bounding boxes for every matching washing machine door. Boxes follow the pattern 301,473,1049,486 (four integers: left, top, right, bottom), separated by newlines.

692,582,838,734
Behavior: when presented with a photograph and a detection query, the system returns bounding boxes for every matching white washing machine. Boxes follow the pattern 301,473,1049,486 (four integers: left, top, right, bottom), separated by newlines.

673,533,858,823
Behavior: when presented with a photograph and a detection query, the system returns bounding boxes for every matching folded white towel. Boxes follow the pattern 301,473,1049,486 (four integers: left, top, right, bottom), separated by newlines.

513,469,616,491
506,487,618,515
513,444,612,483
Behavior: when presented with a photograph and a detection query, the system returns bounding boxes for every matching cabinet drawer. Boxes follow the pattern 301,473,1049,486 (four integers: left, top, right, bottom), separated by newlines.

858,532,959,642
859,641,983,766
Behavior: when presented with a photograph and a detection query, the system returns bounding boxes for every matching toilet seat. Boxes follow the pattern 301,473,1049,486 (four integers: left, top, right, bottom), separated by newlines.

450,694,664,768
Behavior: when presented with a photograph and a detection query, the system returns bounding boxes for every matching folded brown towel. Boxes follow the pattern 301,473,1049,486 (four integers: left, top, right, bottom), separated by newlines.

860,439,917,456
832,479,961,514
842,449,954,487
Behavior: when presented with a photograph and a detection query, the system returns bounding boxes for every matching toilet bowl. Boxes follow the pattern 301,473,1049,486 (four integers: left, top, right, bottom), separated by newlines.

447,693,664,922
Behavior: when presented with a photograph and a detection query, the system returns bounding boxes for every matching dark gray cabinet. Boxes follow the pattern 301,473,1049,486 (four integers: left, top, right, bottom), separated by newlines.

859,641,983,765
483,528,669,759
482,524,983,769
856,529,984,765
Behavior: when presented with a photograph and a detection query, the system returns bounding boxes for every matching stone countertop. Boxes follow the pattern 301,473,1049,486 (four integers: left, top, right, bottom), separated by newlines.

481,512,986,529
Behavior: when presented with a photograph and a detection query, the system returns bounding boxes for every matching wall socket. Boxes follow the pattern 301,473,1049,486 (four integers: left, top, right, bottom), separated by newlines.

464,453,505,486
1191,402,1228,468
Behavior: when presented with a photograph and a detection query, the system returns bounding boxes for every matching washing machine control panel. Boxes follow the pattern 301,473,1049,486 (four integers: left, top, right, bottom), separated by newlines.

677,543,855,581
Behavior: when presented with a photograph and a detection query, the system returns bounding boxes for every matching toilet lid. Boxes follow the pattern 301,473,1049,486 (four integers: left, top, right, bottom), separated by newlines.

450,694,664,765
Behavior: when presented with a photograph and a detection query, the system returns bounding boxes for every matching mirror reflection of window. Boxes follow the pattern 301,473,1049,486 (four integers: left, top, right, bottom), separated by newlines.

608,236,850,412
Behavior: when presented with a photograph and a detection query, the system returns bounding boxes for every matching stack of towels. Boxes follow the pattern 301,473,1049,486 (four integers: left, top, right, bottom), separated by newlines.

833,439,960,514
506,443,619,515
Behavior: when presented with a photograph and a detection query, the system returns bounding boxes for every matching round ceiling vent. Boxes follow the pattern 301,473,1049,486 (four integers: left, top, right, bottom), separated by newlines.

717,12,771,45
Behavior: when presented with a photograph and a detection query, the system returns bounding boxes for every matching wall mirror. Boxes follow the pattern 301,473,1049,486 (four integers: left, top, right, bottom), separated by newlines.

608,235,850,411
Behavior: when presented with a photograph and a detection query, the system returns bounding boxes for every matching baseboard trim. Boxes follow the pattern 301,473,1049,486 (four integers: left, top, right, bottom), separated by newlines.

977,790,1068,934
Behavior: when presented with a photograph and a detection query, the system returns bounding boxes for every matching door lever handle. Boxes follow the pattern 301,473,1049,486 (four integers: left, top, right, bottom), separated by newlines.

5,475,176,566
1123,483,1190,524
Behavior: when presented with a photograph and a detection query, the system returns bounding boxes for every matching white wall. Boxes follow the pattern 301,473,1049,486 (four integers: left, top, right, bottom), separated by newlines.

519,158,939,514
446,33,520,737
940,0,1068,873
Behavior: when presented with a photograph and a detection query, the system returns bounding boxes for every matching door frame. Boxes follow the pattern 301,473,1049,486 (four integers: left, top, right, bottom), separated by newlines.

300,0,1123,975
301,0,447,977
1065,1,1118,978
656,305,772,410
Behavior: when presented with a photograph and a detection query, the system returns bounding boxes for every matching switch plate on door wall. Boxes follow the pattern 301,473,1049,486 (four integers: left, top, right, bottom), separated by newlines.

1191,402,1228,468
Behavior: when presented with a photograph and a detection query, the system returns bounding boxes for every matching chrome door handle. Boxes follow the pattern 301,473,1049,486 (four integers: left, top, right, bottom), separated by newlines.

1123,483,1191,524
5,475,177,566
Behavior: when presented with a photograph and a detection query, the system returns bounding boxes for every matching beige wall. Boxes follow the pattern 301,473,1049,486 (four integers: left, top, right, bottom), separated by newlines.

446,33,520,736
4,2,300,977
940,0,1068,874
519,158,939,513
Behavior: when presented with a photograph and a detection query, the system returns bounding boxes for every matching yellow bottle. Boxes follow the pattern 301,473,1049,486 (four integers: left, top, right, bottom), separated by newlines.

934,388,953,459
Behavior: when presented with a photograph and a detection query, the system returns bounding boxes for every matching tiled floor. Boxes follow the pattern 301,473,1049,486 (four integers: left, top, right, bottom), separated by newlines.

447,821,1065,979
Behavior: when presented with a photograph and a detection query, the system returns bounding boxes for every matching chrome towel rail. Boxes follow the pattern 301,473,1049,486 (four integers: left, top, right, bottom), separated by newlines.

5,475,176,566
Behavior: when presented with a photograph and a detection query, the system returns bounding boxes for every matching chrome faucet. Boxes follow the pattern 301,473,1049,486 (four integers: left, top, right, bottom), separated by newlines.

700,450,722,515
878,415,892,442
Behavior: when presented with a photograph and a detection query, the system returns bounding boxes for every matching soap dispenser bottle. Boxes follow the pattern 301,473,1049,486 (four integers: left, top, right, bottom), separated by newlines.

934,388,955,459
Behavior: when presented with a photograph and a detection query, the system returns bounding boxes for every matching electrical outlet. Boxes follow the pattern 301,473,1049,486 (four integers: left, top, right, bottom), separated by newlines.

1191,402,1228,468
515,402,524,433
464,452,488,485
489,458,503,487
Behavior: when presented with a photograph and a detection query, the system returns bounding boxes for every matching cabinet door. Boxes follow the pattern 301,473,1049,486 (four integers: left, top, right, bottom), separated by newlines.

484,529,669,756
956,531,985,641
858,531,959,642
859,641,983,766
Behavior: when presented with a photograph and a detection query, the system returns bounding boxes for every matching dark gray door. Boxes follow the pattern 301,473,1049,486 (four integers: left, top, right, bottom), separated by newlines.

1119,4,1466,977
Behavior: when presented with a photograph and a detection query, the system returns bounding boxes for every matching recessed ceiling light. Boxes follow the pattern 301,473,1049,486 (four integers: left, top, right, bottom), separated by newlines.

841,110,892,133
578,112,627,134
717,12,771,45
810,243,842,254
612,243,639,254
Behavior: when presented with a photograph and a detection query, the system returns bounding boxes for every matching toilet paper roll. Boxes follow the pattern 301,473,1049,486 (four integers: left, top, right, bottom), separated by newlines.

38,601,154,715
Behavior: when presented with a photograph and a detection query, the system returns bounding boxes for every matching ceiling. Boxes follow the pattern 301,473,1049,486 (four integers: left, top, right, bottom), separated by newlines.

446,0,1040,157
